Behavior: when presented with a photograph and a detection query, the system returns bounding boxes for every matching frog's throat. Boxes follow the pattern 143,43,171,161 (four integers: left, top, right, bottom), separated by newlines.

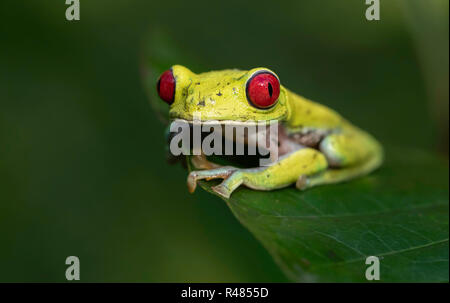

168,118,302,159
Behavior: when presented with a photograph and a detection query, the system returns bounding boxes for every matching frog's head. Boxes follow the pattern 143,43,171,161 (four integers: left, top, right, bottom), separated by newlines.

157,65,289,123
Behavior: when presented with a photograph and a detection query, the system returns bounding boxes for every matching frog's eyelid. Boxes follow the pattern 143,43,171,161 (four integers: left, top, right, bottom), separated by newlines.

245,69,280,83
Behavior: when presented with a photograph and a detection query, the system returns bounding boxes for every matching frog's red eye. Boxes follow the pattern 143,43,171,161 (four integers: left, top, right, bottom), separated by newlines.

157,69,175,104
246,72,280,109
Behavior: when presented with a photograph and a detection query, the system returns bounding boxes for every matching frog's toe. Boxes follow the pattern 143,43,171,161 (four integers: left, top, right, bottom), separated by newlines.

211,171,245,198
187,171,199,193
295,174,309,191
211,184,232,199
187,167,237,194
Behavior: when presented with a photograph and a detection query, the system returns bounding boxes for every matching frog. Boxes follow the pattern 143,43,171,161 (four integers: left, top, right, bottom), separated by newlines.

156,65,383,198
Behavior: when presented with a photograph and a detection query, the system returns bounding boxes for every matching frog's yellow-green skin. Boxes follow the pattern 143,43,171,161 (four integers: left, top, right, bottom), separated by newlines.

167,65,383,198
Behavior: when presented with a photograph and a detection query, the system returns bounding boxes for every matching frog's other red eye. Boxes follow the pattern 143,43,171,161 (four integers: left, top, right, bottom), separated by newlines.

246,72,280,109
157,69,175,104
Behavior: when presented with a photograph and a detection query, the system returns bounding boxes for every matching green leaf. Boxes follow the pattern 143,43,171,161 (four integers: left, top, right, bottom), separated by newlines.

194,148,449,282
141,28,448,283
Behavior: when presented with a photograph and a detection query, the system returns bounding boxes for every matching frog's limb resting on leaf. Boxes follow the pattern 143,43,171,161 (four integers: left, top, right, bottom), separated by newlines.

189,148,327,198
187,165,237,194
188,129,383,199
300,130,383,189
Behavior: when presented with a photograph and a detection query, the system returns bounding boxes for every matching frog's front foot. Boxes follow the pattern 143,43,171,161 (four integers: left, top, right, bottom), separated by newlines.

211,171,246,199
187,166,239,196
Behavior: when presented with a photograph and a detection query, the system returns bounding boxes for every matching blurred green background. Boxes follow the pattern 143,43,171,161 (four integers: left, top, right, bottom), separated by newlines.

0,0,448,282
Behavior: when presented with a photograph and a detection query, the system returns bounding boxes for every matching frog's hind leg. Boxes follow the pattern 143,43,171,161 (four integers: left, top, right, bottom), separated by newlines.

296,130,383,190
297,152,382,189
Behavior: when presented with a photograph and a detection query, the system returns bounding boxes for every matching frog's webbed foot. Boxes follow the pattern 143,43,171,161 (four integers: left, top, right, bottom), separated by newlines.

187,166,239,197
188,154,243,198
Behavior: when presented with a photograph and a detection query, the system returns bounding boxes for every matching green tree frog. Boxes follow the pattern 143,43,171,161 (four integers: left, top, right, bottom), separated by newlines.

156,65,383,198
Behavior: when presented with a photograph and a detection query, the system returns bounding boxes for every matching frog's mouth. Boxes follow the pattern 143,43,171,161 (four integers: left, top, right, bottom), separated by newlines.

167,119,304,168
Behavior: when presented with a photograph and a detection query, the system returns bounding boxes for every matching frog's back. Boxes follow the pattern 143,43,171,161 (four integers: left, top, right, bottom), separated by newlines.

284,88,351,131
